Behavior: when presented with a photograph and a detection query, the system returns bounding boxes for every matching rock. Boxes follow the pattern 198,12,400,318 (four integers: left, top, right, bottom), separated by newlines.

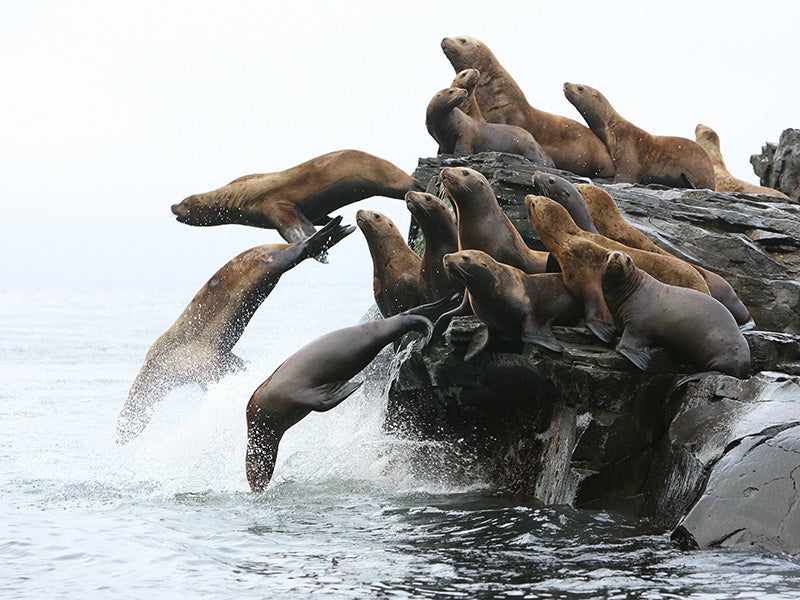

384,152,800,556
750,128,800,202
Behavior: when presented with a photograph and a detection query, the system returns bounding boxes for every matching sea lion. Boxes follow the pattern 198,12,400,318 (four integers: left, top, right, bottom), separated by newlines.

440,36,615,178
171,149,425,243
441,167,549,274
356,209,421,318
116,217,354,444
444,250,582,359
602,250,751,378
526,195,710,342
450,68,484,122
245,300,447,492
425,87,555,166
563,83,715,190
695,124,790,199
405,191,460,303
576,182,753,327
531,171,598,233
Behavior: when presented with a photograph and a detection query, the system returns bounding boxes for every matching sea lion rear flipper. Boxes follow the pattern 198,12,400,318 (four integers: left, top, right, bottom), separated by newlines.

297,380,364,412
298,215,355,263
430,293,472,343
521,316,564,353
615,331,652,371
464,326,490,361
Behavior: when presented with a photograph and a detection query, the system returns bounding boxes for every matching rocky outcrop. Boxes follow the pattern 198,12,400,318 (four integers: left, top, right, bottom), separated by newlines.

751,128,800,202
383,152,800,556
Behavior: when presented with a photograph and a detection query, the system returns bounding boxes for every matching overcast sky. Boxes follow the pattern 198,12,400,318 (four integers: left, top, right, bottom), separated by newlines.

2,0,797,292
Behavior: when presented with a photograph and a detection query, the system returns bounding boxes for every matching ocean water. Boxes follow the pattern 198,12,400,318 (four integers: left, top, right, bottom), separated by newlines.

3,282,800,600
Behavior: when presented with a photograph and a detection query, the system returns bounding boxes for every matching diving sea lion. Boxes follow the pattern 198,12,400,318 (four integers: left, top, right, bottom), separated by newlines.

440,36,615,178
441,167,549,274
576,182,752,327
426,87,554,165
695,124,790,199
245,300,447,492
444,250,582,359
450,68,484,122
602,250,751,378
525,195,709,342
532,171,598,233
563,83,715,190
116,217,354,444
405,191,460,303
356,209,421,318
171,149,425,243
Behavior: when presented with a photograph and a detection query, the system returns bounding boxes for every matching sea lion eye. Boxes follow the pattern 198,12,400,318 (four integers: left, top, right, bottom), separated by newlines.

459,38,467,44
461,169,469,176
577,85,584,92
374,214,381,221
547,177,556,185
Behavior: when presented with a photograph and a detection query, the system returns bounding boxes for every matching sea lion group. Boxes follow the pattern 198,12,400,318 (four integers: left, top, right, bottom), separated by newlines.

120,35,788,491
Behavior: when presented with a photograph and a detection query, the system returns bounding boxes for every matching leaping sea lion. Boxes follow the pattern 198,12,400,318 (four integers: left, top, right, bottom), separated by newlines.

563,83,715,190
171,149,425,243
575,182,752,327
116,217,354,444
245,298,453,492
425,87,554,166
443,250,582,359
440,36,615,178
695,124,790,199
356,209,421,317
405,191,460,303
602,250,751,378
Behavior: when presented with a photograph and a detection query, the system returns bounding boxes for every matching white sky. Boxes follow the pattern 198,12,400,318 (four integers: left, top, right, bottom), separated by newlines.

2,0,798,291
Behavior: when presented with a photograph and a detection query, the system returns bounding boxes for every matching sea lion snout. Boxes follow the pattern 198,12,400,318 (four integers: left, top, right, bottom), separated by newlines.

171,200,189,221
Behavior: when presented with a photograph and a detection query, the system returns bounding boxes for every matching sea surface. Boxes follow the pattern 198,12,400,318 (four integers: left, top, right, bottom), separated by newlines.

3,282,800,599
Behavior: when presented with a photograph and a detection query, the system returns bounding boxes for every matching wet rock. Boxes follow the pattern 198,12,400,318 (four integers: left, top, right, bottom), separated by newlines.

751,129,800,202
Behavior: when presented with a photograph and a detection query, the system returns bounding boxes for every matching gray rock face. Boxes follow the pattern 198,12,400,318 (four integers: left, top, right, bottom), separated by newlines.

751,128,800,202
386,152,800,556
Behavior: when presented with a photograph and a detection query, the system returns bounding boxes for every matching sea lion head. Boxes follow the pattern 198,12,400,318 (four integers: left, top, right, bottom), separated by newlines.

405,191,452,221
601,250,641,305
171,194,228,226
441,36,486,71
451,68,481,92
563,82,611,122
532,171,573,201
443,249,496,289
426,87,469,118
694,124,720,148
525,194,583,248
440,166,489,203
356,209,401,247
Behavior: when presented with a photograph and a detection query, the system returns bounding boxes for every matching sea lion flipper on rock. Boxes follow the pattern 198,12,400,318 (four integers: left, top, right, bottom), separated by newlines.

294,380,364,411
430,293,473,343
615,329,653,371
521,314,564,353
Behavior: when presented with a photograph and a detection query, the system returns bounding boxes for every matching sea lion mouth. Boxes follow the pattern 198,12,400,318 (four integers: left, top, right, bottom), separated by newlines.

171,202,188,222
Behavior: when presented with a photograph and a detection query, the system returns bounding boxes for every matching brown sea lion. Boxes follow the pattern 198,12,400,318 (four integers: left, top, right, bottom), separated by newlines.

525,195,709,342
563,83,715,190
405,191,460,303
576,182,753,327
444,250,582,359
245,299,452,492
532,171,598,233
356,209,421,318
602,250,751,378
425,87,554,165
116,217,354,444
440,36,615,178
171,149,425,244
450,68,484,122
695,124,790,199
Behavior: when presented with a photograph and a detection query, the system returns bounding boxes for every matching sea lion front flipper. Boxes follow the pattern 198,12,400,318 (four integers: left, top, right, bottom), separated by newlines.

521,315,564,353
296,380,364,412
267,203,320,249
430,292,472,342
464,325,490,361
615,330,652,371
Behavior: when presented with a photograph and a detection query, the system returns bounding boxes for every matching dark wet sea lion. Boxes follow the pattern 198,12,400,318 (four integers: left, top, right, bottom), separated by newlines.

695,124,790,198
426,87,554,165
563,83,715,189
405,191,460,303
356,209,421,318
444,250,582,359
532,171,598,233
116,217,354,443
576,182,752,327
450,68,484,122
526,195,710,342
171,149,425,243
440,36,615,178
602,250,750,378
245,299,455,492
